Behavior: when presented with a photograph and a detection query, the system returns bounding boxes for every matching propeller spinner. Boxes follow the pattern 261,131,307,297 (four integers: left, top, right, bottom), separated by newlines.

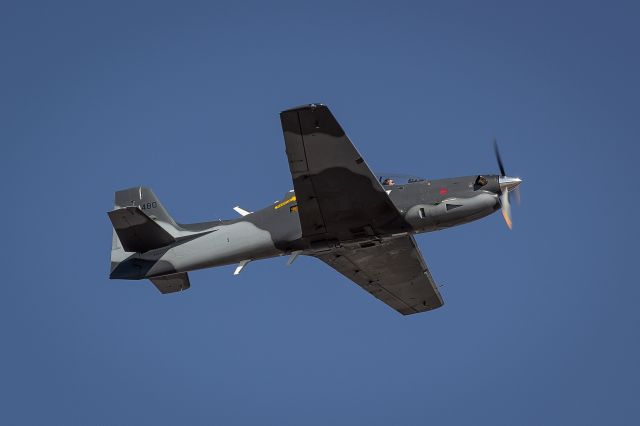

493,140,522,229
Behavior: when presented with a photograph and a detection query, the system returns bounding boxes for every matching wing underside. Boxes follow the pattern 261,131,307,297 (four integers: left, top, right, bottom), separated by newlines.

280,104,408,242
314,235,443,315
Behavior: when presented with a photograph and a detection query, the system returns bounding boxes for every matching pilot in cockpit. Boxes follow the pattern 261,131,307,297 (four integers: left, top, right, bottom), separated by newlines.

382,178,395,186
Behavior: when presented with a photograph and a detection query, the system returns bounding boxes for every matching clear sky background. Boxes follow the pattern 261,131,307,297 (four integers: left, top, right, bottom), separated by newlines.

1,1,639,424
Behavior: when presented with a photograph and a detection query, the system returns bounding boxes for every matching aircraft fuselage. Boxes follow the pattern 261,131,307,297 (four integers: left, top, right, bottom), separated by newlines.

110,174,502,280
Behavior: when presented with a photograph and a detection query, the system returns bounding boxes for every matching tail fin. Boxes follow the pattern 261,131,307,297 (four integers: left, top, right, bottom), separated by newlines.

114,187,178,227
110,187,178,272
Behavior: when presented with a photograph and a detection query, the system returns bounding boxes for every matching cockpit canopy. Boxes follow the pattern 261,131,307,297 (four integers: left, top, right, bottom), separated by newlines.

376,173,425,186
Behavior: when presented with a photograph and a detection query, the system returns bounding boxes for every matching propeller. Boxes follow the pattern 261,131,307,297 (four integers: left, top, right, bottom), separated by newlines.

493,139,522,229
500,186,513,230
494,138,507,177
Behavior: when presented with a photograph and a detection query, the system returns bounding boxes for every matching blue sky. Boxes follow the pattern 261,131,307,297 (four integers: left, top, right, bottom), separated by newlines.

1,1,639,424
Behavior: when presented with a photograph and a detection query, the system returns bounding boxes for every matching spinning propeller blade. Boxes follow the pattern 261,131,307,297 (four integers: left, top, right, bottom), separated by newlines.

500,188,513,230
493,138,506,177
494,139,522,229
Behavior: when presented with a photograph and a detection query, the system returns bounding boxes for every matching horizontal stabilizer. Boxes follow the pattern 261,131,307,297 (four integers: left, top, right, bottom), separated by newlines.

108,206,175,252
150,272,190,294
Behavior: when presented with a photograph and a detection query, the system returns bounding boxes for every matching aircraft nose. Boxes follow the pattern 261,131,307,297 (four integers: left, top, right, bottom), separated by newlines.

498,176,522,192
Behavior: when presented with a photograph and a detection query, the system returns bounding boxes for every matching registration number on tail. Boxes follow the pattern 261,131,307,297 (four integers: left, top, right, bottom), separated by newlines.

140,201,158,210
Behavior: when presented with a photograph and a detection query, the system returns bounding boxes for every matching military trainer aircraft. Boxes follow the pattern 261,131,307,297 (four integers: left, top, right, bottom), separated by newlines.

108,104,522,315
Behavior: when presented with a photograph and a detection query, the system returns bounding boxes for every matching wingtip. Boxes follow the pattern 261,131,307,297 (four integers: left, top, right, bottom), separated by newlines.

280,103,326,114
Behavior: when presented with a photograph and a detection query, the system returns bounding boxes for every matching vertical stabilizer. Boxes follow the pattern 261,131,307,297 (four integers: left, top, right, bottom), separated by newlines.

110,186,178,272
114,187,177,227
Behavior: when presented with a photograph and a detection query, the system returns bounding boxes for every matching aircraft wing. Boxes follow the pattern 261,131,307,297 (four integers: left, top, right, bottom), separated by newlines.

280,104,407,242
314,235,444,315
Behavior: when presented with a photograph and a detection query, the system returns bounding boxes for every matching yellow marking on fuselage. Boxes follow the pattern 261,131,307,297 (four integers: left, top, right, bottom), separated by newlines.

274,195,296,209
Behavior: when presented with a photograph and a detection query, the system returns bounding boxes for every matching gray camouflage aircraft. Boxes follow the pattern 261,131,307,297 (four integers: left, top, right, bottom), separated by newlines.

108,104,522,315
